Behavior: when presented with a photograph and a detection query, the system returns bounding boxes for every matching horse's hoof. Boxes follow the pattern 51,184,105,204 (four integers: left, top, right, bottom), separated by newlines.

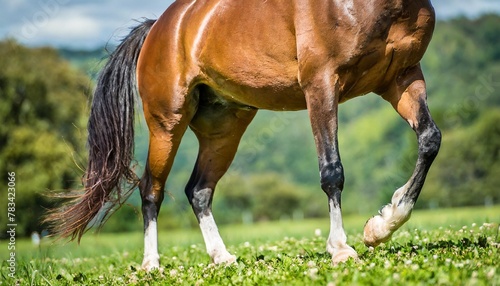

332,247,358,264
141,257,160,272
213,253,237,265
363,215,392,247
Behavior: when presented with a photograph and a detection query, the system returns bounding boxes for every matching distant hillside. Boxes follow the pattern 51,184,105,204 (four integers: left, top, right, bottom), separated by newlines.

58,47,111,79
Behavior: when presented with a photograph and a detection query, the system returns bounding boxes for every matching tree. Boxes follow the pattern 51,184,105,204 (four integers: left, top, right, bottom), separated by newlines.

421,109,500,207
0,40,90,237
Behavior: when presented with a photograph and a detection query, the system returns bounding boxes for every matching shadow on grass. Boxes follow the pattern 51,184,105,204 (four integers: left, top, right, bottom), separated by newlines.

383,236,491,255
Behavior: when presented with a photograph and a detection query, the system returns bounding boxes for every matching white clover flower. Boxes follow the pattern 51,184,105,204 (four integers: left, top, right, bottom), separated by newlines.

314,229,322,236
486,268,496,279
307,268,319,279
169,269,178,277
307,261,316,268
268,246,278,251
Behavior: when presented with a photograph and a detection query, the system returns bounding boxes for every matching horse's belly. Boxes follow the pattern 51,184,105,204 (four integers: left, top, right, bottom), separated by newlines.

202,71,307,111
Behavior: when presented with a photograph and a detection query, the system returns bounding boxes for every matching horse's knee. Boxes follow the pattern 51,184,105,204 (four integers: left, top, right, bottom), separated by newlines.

319,161,345,198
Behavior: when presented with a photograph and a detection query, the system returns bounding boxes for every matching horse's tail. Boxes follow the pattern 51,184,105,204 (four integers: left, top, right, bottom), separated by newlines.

44,19,156,242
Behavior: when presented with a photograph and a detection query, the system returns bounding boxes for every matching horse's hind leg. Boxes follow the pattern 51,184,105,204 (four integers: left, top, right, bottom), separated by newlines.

364,65,441,246
139,89,197,270
186,98,256,264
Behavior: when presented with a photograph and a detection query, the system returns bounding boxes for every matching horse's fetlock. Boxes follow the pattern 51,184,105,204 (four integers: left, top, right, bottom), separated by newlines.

320,162,344,195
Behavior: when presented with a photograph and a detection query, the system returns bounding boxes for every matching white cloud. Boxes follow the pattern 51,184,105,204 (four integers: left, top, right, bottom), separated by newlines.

12,5,101,48
18,9,102,42
0,0,172,48
38,11,101,42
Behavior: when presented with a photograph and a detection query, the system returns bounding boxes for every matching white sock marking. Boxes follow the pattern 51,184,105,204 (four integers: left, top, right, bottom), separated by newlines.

327,200,353,252
143,220,159,269
199,213,234,263
326,199,358,262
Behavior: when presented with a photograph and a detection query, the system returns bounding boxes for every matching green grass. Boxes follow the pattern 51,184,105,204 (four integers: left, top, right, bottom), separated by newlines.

1,206,499,285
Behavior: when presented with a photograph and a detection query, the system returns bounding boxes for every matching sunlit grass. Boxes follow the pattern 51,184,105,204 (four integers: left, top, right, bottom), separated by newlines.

2,205,499,285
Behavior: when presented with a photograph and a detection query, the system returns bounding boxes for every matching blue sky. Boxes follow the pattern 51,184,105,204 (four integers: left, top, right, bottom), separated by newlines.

1,0,499,49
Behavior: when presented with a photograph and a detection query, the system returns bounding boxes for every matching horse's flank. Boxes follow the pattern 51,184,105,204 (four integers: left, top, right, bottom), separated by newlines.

139,0,434,111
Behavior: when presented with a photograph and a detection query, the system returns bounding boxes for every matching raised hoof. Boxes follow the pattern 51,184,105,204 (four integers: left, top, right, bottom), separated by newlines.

332,247,358,265
363,215,392,247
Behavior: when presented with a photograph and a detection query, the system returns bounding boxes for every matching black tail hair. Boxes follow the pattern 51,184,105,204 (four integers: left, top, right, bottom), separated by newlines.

44,19,156,242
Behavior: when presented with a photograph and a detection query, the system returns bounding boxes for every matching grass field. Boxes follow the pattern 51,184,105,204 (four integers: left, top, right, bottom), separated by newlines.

1,206,499,285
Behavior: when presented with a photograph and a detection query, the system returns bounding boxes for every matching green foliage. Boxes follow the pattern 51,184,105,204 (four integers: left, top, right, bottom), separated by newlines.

215,172,310,223
0,39,90,237
422,109,500,207
58,47,108,80
423,15,500,127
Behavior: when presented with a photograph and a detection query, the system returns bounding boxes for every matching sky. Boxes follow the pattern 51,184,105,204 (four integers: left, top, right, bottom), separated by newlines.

1,0,499,49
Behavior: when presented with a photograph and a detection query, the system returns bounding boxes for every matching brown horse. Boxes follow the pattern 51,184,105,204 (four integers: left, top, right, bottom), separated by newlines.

45,0,441,270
